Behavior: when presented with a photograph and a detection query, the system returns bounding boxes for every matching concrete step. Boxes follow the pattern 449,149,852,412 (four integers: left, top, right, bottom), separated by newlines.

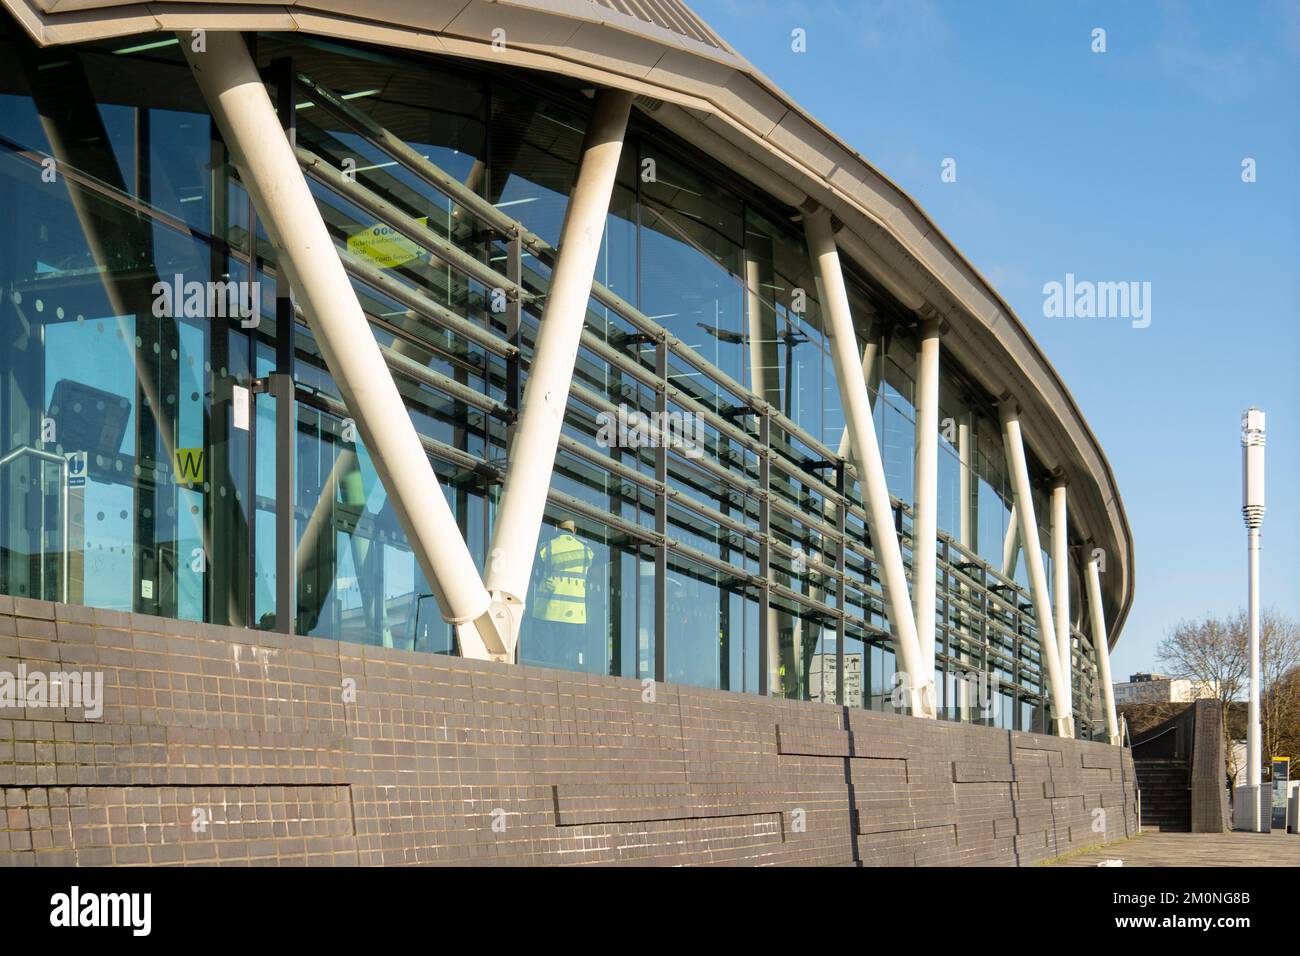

1137,766,1193,831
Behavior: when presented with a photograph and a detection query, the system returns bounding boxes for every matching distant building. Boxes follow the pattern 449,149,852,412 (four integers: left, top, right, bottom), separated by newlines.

1229,740,1248,787
1113,672,1219,705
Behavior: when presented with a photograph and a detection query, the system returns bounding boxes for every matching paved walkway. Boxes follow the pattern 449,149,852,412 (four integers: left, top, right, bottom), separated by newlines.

1051,829,1299,867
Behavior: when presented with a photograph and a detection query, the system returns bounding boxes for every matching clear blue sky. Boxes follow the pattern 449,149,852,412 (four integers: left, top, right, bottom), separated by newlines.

692,0,1299,677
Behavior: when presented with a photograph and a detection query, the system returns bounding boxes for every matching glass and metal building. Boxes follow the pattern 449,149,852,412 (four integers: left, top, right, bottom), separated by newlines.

0,0,1132,739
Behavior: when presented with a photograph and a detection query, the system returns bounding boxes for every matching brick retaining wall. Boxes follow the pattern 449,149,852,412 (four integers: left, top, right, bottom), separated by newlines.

0,596,1138,866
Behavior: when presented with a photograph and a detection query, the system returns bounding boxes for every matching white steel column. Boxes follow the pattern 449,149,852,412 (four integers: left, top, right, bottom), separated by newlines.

958,415,973,548
1002,503,1020,579
1000,403,1073,737
912,319,941,680
806,208,933,718
1085,552,1121,745
956,413,974,722
1050,479,1073,720
483,89,633,655
836,331,880,458
744,246,781,406
181,32,507,659
747,242,787,694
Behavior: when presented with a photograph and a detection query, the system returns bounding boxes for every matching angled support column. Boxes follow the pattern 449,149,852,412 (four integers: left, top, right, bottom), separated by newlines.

805,208,933,718
1002,503,1020,579
1086,551,1121,745
181,31,508,659
912,318,941,679
958,414,974,549
1000,403,1073,737
746,241,792,694
835,325,881,458
744,240,782,407
955,412,975,721
1050,478,1073,720
828,325,881,677
483,89,633,656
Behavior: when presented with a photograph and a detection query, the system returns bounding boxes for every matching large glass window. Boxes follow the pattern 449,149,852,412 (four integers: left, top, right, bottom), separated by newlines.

0,33,261,628
639,147,746,417
0,20,1082,732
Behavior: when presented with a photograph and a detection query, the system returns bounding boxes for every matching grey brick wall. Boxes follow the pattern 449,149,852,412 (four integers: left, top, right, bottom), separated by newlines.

0,596,1138,866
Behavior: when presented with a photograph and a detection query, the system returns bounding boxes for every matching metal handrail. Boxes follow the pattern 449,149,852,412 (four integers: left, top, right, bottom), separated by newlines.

0,446,70,604
1121,714,1141,832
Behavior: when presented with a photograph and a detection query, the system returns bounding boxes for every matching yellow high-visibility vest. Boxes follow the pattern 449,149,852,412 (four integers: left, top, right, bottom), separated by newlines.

534,533,594,624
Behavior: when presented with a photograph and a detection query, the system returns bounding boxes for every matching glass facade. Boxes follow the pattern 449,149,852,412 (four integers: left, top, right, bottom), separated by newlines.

0,23,1104,735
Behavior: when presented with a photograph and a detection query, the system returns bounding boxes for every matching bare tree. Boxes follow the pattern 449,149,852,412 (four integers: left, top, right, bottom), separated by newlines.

1265,666,1300,769
1156,613,1245,707
1156,608,1300,780
1257,609,1300,764
1156,613,1246,779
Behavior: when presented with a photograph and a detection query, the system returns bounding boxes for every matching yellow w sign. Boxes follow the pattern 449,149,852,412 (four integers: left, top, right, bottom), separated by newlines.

173,447,205,485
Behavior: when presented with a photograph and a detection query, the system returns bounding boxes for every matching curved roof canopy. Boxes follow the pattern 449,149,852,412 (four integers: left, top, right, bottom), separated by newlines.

3,0,1134,645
